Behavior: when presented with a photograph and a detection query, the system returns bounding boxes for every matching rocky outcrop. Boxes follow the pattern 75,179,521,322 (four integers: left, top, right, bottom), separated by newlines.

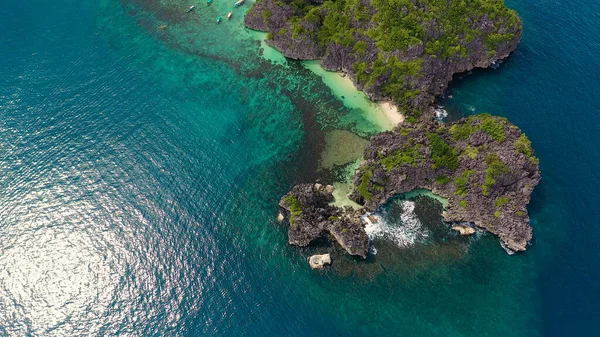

452,224,476,236
349,115,540,251
278,183,369,258
245,0,523,118
308,254,331,269
276,212,284,222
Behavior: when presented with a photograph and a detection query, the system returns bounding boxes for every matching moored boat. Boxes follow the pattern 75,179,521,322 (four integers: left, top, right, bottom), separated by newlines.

186,5,196,13
217,16,222,24
227,12,233,20
234,0,245,8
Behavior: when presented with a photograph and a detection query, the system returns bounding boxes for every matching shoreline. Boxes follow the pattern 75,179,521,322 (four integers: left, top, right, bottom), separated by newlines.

301,61,404,131
246,30,404,131
248,30,288,67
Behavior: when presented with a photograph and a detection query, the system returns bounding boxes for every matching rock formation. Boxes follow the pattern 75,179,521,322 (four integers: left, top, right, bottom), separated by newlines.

278,115,540,255
245,0,522,119
350,115,540,251
308,254,332,269
278,183,369,258
452,224,476,236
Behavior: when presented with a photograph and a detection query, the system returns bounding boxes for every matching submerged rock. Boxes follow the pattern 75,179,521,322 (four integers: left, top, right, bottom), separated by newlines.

308,254,331,269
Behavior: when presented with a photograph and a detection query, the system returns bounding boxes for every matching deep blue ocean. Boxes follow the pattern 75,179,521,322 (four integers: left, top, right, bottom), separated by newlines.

1,0,598,336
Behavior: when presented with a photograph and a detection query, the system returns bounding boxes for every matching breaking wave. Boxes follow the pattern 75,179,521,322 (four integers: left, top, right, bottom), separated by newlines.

363,200,430,249
434,107,448,122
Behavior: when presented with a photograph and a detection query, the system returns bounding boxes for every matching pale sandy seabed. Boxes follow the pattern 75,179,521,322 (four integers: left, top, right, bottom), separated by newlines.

319,130,369,170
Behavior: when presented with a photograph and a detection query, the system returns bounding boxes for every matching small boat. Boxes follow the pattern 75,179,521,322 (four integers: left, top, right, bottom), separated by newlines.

234,0,245,8
186,5,196,13
227,12,233,20
207,0,213,5
217,16,222,24
158,25,167,29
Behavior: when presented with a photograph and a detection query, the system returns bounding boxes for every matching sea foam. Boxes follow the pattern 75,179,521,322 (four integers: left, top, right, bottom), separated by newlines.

434,107,448,121
363,200,430,249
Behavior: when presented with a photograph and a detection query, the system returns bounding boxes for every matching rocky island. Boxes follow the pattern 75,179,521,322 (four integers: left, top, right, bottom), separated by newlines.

350,115,540,252
247,0,541,259
245,0,522,120
279,183,370,258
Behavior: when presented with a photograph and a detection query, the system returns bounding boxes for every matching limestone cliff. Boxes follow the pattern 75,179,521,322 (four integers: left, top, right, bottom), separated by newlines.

349,115,540,251
278,184,369,258
245,0,522,119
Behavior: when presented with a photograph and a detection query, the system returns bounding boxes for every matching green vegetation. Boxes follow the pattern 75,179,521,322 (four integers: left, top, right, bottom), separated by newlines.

353,41,367,54
328,216,340,221
460,200,468,208
427,133,459,170
457,114,507,141
449,114,508,142
315,8,355,47
517,210,524,216
262,9,272,23
463,146,479,159
435,175,451,185
369,0,520,56
480,115,507,142
290,19,308,39
454,170,474,196
494,210,501,218
353,55,423,114
357,167,374,201
284,195,303,225
263,0,520,118
483,153,511,196
514,134,532,156
495,197,509,208
514,133,539,165
449,122,476,141
380,145,422,170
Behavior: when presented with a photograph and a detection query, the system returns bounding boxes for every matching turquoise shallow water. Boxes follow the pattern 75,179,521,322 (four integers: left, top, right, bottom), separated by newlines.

0,0,598,336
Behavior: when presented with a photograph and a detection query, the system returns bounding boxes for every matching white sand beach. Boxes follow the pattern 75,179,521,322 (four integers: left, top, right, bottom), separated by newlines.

302,61,404,131
378,101,404,126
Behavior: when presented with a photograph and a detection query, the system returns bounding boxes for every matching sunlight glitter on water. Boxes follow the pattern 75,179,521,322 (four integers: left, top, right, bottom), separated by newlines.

0,196,124,334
